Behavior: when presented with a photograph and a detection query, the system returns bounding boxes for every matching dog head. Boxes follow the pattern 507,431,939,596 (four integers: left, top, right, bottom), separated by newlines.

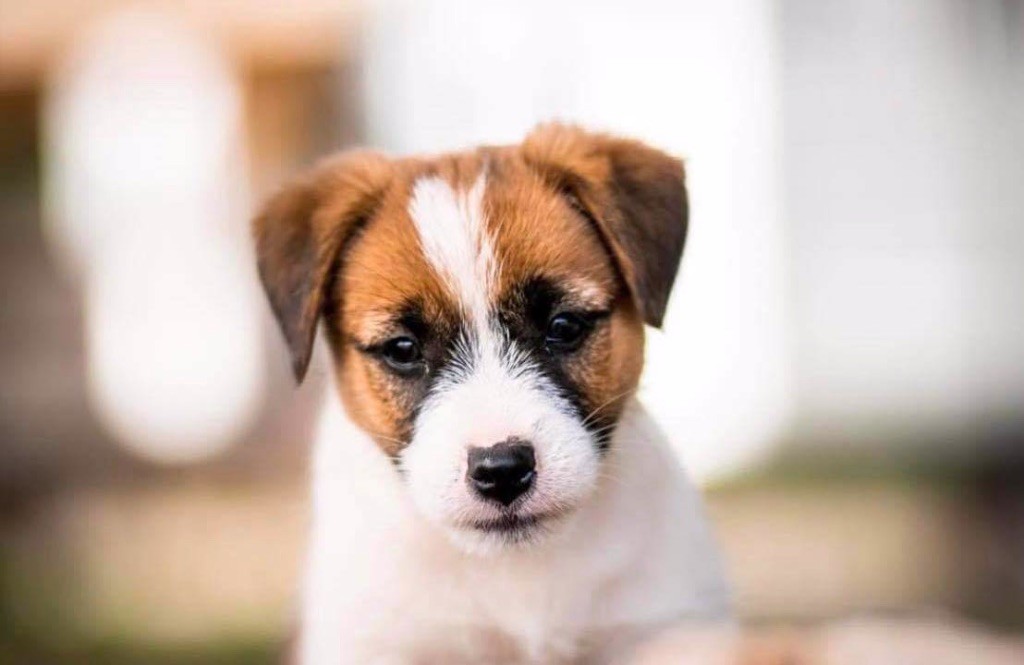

254,124,687,551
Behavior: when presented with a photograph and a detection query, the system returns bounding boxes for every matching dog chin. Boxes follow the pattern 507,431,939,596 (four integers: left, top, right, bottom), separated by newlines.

443,510,568,555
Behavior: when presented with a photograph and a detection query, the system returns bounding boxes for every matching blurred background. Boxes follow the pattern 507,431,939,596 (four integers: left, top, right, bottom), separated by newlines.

1,0,1022,662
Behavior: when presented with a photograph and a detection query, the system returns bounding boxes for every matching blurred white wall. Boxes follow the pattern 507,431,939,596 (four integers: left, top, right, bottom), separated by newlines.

783,0,1024,449
361,0,791,482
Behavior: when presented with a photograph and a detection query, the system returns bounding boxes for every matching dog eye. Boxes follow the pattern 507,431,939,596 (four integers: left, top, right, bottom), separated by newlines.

380,336,423,374
545,313,590,352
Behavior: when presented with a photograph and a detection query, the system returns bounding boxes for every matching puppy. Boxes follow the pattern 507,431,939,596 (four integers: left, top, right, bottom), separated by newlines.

254,124,731,664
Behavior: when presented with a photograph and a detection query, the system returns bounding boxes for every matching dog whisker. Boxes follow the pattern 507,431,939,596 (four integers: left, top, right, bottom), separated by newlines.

580,388,637,429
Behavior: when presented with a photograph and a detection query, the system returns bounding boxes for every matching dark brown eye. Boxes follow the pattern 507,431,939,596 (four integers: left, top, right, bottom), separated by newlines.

545,313,589,352
381,336,423,373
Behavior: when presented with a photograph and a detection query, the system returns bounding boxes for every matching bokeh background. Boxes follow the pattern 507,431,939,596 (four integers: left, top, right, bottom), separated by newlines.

1,0,1022,662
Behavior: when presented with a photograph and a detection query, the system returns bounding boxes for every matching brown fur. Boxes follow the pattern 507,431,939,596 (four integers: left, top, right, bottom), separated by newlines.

522,123,688,327
253,125,686,452
253,150,393,381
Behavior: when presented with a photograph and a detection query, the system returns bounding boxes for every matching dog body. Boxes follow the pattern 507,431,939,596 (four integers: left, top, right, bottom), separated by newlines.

254,125,730,663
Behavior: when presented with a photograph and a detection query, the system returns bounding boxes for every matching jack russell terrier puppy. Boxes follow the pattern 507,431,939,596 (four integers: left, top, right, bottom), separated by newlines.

254,124,731,664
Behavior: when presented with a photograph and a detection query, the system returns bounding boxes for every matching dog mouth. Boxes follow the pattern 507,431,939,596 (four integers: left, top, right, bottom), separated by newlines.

468,512,545,533
458,509,567,543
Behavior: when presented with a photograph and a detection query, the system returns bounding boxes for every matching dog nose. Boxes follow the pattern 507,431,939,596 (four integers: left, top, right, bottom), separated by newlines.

466,440,536,506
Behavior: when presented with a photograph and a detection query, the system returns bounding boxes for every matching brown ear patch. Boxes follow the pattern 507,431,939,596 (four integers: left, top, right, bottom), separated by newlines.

253,151,393,382
521,123,688,328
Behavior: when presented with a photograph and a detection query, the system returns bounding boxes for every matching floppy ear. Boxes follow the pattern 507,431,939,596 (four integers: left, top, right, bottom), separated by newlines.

253,151,392,382
522,123,688,328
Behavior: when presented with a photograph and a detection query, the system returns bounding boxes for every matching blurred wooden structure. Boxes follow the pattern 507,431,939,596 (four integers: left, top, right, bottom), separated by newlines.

1,0,359,87
1,0,363,193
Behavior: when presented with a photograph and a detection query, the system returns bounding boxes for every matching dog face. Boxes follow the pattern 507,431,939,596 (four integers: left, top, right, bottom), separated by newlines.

254,125,687,551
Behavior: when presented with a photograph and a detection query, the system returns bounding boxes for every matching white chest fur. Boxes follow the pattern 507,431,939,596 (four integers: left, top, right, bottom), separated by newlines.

299,392,731,664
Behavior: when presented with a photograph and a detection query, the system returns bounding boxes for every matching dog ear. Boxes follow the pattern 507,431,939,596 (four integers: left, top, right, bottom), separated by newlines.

253,151,392,382
522,123,687,328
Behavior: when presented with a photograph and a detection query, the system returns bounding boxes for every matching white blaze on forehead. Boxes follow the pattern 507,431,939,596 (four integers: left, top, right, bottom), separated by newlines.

408,174,494,327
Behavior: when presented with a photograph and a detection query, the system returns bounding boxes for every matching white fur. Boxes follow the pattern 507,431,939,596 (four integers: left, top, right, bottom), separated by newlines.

404,332,600,553
301,391,731,663
408,174,493,327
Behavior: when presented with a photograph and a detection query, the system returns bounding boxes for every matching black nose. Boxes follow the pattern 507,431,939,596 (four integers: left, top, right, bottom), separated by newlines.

467,440,536,506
